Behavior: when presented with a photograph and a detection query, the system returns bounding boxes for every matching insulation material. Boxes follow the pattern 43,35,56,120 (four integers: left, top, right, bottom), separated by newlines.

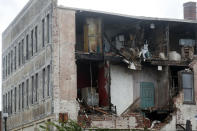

98,62,110,107
84,18,102,53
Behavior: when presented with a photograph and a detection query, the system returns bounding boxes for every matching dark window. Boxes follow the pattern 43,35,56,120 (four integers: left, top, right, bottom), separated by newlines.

6,93,8,113
14,46,17,70
18,42,21,66
31,76,34,104
10,90,13,114
8,53,10,75
14,87,17,112
8,92,9,114
42,19,45,47
22,39,24,64
35,26,38,52
47,14,50,43
6,55,7,77
3,95,5,113
26,79,29,107
31,30,34,56
43,68,45,98
182,72,194,103
22,82,24,109
47,65,50,96
26,35,29,60
11,50,13,73
3,57,5,79
35,73,38,102
19,84,21,111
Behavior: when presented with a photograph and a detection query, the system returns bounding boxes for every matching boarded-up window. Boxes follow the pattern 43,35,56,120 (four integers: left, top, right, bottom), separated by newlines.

181,72,194,103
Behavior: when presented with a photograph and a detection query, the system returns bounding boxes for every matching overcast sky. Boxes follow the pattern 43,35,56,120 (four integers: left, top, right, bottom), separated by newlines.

0,0,196,110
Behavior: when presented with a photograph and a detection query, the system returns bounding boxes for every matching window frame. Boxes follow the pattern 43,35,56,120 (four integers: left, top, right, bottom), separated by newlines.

180,71,195,104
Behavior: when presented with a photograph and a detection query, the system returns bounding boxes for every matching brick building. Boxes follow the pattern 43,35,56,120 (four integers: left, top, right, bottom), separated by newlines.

2,0,197,130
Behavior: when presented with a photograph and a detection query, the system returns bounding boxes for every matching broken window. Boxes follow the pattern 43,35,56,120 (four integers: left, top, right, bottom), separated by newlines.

42,18,45,47
181,71,194,103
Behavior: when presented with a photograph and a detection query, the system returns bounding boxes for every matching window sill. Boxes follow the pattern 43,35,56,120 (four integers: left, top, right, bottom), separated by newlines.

183,101,196,105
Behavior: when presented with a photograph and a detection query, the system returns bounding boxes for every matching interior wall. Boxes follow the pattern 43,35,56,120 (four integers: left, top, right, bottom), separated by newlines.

110,64,169,115
110,65,134,115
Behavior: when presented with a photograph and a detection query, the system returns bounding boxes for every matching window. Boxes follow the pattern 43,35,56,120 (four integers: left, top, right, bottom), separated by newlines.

18,42,21,66
35,73,38,102
31,76,34,104
22,39,24,64
47,14,50,43
47,65,50,96
6,93,8,113
181,72,194,103
6,55,7,77
10,90,13,114
42,68,45,98
3,95,5,113
11,50,13,73
26,79,29,107
8,92,10,114
35,26,38,52
14,87,17,112
3,57,5,79
14,46,17,70
26,35,29,60
19,84,21,111
42,18,45,47
31,30,34,56
8,53,10,75
22,82,24,109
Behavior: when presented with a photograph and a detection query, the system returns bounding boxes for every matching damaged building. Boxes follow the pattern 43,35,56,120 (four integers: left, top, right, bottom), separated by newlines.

2,0,197,130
